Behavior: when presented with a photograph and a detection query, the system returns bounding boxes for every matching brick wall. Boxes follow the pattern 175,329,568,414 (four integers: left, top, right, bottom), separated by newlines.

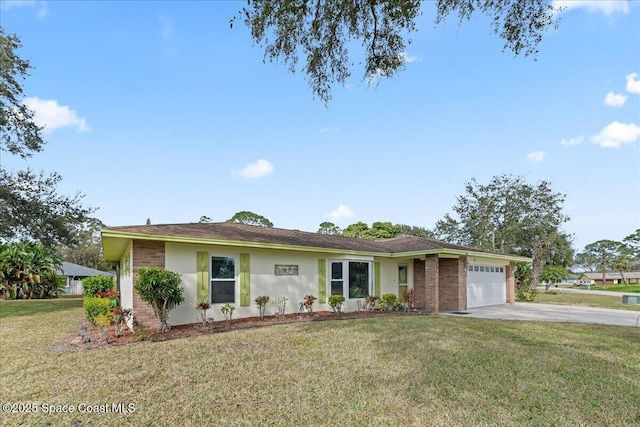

438,256,467,311
413,259,425,310
424,255,439,313
132,240,166,330
505,262,515,304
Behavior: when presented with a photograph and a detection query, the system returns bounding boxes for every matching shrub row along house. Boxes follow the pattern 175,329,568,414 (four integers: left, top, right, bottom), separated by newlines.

101,222,529,328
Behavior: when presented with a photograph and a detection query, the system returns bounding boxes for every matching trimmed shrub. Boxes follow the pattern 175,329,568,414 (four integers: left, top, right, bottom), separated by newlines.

328,294,345,315
516,287,538,302
378,293,403,311
255,295,270,320
134,267,184,332
83,296,112,325
82,275,114,297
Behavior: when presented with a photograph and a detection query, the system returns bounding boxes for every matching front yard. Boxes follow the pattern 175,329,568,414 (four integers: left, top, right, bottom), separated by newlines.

535,292,640,311
1,298,639,426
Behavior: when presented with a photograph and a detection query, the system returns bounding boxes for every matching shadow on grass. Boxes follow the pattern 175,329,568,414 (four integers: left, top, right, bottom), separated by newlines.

0,297,83,319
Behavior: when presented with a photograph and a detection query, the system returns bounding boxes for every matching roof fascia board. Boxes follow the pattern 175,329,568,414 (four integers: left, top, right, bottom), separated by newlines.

101,230,532,263
102,230,383,257
388,249,530,262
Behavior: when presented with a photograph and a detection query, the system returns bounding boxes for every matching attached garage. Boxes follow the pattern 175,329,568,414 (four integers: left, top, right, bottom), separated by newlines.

467,264,506,308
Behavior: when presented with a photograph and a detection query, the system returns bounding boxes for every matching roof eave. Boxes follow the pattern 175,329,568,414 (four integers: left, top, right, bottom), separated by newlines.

102,229,531,263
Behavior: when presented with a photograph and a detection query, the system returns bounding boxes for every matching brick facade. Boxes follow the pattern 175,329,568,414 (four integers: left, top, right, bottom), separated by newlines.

438,256,467,311
413,259,425,310
131,240,165,329
424,255,439,313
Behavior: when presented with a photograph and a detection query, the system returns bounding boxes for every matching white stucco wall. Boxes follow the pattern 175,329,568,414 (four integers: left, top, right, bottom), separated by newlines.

115,241,430,326
165,242,344,325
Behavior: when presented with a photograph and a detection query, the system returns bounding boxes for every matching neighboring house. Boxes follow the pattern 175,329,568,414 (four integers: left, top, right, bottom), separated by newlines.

101,222,530,329
577,272,640,286
57,262,114,295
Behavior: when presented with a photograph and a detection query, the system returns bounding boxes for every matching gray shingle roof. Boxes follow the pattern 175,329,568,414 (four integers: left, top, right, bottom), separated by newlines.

580,272,640,280
104,222,502,256
57,262,113,278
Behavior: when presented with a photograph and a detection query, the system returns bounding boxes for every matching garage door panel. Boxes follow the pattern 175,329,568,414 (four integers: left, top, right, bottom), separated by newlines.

467,268,505,308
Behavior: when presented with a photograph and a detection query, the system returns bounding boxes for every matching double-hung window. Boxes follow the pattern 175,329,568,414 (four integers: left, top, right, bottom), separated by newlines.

211,256,236,304
330,260,371,299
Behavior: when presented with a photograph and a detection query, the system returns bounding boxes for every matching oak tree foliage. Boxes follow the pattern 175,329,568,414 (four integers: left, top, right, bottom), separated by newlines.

235,0,558,103
1,28,94,247
433,174,570,287
228,211,274,227
0,28,45,158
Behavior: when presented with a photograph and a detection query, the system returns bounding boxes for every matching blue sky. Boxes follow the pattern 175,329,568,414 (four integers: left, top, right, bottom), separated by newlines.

1,0,639,252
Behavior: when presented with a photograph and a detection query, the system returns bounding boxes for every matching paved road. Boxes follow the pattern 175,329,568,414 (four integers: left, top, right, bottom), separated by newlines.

446,302,640,327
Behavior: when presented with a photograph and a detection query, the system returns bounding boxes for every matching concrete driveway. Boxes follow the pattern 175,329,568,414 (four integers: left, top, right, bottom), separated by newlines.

445,302,640,327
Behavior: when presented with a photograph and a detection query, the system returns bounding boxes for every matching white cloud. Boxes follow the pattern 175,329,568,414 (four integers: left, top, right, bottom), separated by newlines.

560,135,584,146
591,121,640,148
399,52,419,64
1,1,48,19
552,0,629,16
604,92,627,107
23,97,91,134
236,159,274,180
527,151,545,164
158,14,174,40
626,72,640,94
327,204,355,221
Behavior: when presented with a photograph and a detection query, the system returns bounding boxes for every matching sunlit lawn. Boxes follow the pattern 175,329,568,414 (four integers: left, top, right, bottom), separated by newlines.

1,298,639,426
536,291,640,312
590,284,640,293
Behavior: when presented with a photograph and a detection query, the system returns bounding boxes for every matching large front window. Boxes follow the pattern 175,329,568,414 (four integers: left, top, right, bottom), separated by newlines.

211,256,236,304
330,261,371,299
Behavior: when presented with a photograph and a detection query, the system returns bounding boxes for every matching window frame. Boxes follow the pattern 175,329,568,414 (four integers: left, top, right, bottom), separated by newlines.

210,254,238,305
329,260,372,299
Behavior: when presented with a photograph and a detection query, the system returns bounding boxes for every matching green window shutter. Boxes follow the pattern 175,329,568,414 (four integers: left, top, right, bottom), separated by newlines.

239,253,250,306
318,259,326,303
196,252,209,304
374,262,381,298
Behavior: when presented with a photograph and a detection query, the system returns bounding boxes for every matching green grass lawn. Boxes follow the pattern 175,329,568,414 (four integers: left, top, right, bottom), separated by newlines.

1,299,639,426
590,284,640,293
536,292,640,311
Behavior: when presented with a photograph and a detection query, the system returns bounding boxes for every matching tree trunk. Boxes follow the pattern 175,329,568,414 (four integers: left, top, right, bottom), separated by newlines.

619,269,628,286
159,299,170,332
531,254,542,289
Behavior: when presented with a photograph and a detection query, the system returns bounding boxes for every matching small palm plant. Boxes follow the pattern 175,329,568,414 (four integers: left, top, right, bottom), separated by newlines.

255,295,270,320
220,303,235,324
328,294,345,316
196,301,212,328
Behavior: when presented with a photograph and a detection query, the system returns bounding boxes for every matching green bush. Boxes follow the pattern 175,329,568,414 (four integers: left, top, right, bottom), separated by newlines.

134,267,184,332
516,287,538,302
328,294,345,314
255,295,270,320
378,293,403,311
83,297,112,325
82,275,114,297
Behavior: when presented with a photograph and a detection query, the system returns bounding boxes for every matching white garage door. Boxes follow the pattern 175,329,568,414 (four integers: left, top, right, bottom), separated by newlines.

467,264,506,308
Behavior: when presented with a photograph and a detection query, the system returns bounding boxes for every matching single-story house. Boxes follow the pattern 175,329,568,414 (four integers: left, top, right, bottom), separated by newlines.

57,261,114,295
577,272,640,286
101,222,530,328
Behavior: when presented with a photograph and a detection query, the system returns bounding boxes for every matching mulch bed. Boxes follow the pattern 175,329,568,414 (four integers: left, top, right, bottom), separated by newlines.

51,310,425,352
